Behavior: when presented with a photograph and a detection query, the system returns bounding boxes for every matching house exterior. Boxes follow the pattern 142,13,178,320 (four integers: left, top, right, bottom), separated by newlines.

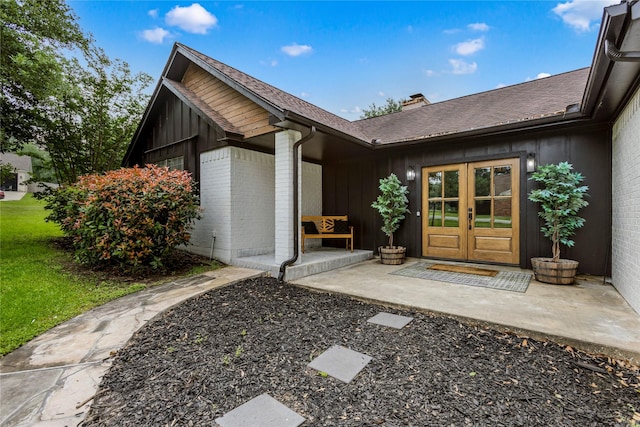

124,2,640,313
0,152,32,192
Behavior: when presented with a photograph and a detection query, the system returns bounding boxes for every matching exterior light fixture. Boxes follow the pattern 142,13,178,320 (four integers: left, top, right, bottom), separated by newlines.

406,166,416,182
526,153,536,173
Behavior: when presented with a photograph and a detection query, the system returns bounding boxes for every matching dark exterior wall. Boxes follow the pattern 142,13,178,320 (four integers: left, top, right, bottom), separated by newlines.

323,122,612,276
127,91,226,184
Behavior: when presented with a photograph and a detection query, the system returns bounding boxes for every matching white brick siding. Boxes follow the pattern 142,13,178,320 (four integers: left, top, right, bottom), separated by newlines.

612,84,640,314
188,142,322,264
301,161,323,251
275,130,301,263
189,148,233,262
230,147,275,258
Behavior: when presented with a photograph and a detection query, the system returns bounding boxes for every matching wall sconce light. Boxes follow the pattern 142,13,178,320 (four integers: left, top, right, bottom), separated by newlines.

406,166,416,182
526,153,536,173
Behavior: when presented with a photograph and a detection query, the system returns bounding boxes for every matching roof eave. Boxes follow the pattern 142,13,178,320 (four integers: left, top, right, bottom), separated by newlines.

372,111,587,148
271,111,373,149
175,44,287,122
581,1,640,121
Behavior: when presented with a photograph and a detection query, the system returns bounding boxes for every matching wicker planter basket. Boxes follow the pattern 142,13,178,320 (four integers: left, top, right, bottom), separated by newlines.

531,257,579,285
379,246,406,265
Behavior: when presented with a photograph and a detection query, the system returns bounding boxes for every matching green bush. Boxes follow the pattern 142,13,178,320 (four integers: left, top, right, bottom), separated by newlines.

45,165,201,272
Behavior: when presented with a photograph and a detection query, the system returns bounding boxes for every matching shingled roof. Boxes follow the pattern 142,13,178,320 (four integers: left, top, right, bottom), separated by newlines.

355,68,590,144
167,44,591,147
177,44,370,142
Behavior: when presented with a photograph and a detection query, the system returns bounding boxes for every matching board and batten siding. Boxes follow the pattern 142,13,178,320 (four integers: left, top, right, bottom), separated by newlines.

612,84,640,314
323,123,611,276
182,64,278,139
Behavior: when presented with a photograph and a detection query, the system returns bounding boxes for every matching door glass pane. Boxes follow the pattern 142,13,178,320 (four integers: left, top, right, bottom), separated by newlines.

474,167,491,197
494,166,512,196
428,172,442,198
444,170,459,198
428,201,442,226
474,200,491,228
444,201,459,227
494,198,512,228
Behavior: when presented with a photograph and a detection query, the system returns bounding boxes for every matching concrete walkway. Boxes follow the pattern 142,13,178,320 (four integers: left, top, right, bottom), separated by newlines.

2,259,639,426
0,267,265,427
0,191,26,202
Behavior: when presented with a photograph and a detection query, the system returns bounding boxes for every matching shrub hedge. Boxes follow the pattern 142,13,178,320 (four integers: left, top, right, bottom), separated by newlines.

45,165,201,272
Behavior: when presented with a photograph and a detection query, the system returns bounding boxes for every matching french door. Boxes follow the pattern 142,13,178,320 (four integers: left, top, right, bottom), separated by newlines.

421,158,520,264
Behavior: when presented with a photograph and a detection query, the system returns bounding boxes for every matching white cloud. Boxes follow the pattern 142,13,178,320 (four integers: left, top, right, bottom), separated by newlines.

281,43,313,57
300,92,310,98
552,0,616,32
141,27,171,44
165,3,218,34
454,37,485,55
468,22,490,32
424,69,437,77
148,9,159,18
495,83,507,89
378,91,385,97
443,28,461,35
449,59,478,75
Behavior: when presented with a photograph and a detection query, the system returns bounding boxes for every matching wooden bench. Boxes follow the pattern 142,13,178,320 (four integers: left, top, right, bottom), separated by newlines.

301,215,354,253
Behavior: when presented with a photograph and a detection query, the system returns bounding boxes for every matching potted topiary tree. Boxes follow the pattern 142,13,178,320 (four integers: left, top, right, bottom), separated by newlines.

528,162,589,284
371,173,411,265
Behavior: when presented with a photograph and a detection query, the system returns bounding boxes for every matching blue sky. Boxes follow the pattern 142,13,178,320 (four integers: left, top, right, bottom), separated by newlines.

69,1,617,120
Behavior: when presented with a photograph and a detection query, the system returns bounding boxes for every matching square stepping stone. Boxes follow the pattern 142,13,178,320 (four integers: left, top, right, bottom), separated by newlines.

308,345,372,383
367,312,414,329
215,393,304,427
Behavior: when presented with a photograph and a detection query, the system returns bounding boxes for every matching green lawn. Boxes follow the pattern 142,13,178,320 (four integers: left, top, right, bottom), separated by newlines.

1,195,177,355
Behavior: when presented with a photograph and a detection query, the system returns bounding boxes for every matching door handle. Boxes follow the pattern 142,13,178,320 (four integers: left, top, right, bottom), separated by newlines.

468,208,473,230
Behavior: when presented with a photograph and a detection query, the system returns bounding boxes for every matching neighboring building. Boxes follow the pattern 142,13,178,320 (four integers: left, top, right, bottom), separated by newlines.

124,2,640,312
0,153,32,192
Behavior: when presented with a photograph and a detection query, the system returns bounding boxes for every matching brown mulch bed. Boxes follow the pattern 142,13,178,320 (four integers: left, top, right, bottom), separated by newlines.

83,277,640,426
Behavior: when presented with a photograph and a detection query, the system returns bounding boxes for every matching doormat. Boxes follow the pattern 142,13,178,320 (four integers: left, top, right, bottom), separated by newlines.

391,261,531,293
428,263,498,277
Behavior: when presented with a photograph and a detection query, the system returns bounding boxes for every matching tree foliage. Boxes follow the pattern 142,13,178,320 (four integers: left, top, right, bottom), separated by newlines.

371,173,410,247
17,143,56,183
361,98,404,119
0,0,88,151
1,0,153,184
45,165,201,272
43,47,153,184
528,162,589,262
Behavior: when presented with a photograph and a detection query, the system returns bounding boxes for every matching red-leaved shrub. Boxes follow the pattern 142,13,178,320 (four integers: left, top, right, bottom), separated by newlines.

45,165,201,272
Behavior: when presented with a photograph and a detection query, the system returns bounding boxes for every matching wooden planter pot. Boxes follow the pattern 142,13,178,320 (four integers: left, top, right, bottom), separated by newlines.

379,246,406,265
531,257,579,285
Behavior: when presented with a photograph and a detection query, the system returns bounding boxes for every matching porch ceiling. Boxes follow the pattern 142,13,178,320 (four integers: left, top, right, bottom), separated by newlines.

242,125,371,163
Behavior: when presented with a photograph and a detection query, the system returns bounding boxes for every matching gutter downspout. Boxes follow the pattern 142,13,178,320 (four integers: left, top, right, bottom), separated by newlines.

278,125,317,282
605,39,640,62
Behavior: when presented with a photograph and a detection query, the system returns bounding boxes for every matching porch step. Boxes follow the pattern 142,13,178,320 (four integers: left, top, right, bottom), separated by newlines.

232,249,373,281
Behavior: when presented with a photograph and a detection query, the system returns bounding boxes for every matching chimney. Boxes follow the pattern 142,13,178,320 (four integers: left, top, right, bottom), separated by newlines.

402,93,430,111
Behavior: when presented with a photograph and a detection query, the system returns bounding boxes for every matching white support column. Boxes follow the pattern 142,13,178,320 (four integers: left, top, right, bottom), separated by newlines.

275,129,302,263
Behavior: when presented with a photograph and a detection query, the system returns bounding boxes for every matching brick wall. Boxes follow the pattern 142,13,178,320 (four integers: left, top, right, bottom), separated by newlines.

189,147,232,262
612,85,640,314
188,144,322,262
301,161,323,251
230,147,276,257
